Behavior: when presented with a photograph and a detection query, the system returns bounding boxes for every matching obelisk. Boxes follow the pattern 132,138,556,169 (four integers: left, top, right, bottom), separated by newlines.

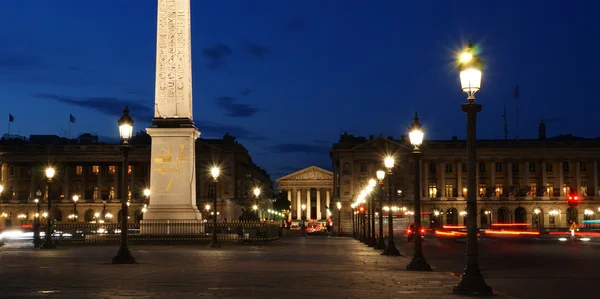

142,0,202,229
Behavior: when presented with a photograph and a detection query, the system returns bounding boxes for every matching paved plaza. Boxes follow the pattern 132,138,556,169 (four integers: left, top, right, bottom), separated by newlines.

0,237,506,298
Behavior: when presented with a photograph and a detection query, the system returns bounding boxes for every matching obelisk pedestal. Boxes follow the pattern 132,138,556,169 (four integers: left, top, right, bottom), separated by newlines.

140,0,202,235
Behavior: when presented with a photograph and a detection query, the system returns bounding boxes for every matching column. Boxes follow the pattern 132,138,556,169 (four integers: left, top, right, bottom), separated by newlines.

457,161,462,198
97,164,103,201
575,161,581,196
296,189,301,220
29,164,37,201
558,161,564,196
594,160,599,197
524,162,530,196
63,164,70,203
316,189,321,220
306,189,311,220
422,159,428,198
507,161,513,195
287,189,292,220
489,161,495,193
326,189,331,210
439,161,445,199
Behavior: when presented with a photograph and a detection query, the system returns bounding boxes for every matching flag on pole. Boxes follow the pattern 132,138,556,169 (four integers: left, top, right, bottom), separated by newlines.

70,114,76,123
9,113,14,122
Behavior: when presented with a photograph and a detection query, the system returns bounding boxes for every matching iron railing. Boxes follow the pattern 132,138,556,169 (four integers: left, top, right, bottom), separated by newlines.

47,220,281,244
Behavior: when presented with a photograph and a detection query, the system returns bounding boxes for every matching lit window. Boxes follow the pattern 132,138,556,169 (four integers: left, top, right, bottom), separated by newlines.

128,165,132,174
92,165,99,174
108,166,116,175
445,184,453,197
76,166,83,175
109,187,115,199
428,184,437,198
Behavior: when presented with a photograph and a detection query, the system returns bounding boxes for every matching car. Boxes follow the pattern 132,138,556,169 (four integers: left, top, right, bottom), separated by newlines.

407,224,425,241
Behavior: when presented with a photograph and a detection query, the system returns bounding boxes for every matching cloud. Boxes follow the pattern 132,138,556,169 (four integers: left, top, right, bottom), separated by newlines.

203,43,232,69
244,41,269,58
215,96,259,117
240,88,252,96
33,93,153,119
265,143,330,154
0,54,43,71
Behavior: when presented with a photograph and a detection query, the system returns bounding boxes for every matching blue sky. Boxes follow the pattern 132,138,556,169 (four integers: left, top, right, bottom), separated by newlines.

1,0,599,179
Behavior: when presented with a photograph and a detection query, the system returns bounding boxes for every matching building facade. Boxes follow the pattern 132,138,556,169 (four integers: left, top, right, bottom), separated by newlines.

276,166,333,226
330,125,600,234
0,133,273,228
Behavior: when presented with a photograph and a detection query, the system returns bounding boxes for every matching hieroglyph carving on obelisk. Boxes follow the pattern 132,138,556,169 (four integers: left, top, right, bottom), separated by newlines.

154,0,193,119
143,0,202,226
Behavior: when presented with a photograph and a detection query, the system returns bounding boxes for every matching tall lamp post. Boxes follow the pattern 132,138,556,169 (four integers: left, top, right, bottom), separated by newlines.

72,195,79,223
406,113,432,271
350,203,356,238
208,166,221,248
382,156,400,256
112,107,136,264
368,179,377,247
253,188,261,220
33,192,41,248
336,201,342,236
452,41,492,295
375,170,387,249
40,167,56,249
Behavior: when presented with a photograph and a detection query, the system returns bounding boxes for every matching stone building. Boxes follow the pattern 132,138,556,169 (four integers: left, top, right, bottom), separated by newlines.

330,123,600,234
0,132,273,228
276,166,333,226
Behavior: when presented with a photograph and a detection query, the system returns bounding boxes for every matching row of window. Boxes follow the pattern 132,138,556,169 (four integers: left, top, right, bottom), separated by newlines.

425,182,591,198
5,165,135,176
430,161,587,174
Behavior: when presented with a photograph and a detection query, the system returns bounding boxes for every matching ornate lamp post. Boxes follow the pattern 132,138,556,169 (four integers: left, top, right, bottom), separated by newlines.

40,167,56,249
301,203,307,237
351,203,356,238
382,156,400,256
336,201,342,236
143,188,151,205
208,166,221,248
112,107,136,264
367,179,377,247
375,170,387,249
452,41,492,295
72,195,79,223
253,187,261,219
33,190,41,248
406,113,432,271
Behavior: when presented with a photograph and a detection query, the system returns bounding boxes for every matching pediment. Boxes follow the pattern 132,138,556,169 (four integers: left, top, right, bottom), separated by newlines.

276,166,333,182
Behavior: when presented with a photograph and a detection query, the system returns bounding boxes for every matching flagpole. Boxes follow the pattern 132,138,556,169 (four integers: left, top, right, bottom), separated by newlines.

7,119,10,135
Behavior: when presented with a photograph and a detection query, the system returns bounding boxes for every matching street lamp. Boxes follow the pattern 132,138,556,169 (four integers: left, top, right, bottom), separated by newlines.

375,170,387,249
533,208,541,231
33,192,41,248
40,167,56,249
208,166,221,248
336,201,342,236
368,179,377,247
72,195,79,223
112,107,136,264
406,113,432,271
452,41,492,296
382,156,400,256
253,187,261,219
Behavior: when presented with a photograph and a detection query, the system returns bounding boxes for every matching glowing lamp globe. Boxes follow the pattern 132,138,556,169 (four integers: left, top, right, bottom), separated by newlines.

210,167,220,180
118,107,134,142
376,170,385,181
384,156,395,170
45,167,55,179
458,41,483,99
408,113,424,148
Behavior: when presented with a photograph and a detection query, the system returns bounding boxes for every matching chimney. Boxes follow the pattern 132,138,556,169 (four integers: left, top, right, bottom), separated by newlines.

538,121,546,140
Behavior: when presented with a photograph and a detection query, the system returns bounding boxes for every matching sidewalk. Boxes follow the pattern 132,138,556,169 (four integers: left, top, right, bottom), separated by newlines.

0,237,504,298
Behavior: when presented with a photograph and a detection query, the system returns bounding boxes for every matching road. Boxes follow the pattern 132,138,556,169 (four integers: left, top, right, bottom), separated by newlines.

394,236,600,298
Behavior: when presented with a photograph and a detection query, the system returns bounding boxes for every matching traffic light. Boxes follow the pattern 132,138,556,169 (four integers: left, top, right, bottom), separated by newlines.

568,194,580,206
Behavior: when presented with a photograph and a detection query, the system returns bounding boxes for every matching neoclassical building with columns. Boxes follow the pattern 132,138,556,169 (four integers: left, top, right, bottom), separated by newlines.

330,123,600,234
276,166,333,225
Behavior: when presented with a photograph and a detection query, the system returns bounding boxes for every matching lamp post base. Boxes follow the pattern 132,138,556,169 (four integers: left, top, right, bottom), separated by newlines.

381,241,401,256
40,239,56,250
406,255,432,271
374,237,386,249
367,238,377,247
208,238,221,248
453,271,493,296
112,246,136,264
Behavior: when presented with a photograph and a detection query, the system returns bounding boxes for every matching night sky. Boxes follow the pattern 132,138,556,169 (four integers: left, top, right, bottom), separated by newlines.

1,0,599,179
